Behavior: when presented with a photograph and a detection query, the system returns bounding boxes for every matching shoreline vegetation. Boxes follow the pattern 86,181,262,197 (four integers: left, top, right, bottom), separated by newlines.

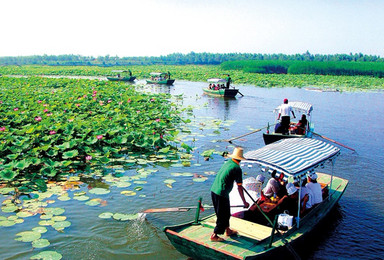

1,64,384,91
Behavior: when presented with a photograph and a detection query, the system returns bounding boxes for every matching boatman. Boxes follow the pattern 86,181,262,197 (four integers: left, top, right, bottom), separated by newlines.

210,147,249,242
277,98,296,134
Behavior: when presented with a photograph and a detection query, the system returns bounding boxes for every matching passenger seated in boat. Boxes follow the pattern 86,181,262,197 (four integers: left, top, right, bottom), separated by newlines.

274,183,301,216
294,180,313,214
274,122,284,134
305,173,323,206
294,114,308,135
209,83,212,89
261,170,286,201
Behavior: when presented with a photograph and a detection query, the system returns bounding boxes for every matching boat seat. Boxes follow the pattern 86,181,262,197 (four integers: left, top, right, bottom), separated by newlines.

201,215,275,242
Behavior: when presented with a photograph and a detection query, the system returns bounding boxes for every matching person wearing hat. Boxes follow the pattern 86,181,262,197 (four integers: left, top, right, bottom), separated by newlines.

306,173,323,205
210,147,250,242
277,98,296,134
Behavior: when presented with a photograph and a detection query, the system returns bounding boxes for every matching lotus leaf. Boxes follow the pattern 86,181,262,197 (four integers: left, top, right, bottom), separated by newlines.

8,215,18,220
32,238,50,248
85,199,100,206
0,220,16,227
2,205,19,213
112,213,139,221
89,188,110,195
15,231,41,242
193,177,208,182
57,195,71,201
16,211,34,218
114,182,132,188
0,216,7,221
30,251,62,260
40,214,53,220
121,190,136,196
166,183,173,189
98,212,114,219
45,207,65,215
52,221,71,229
0,187,14,194
134,186,143,191
73,195,89,201
133,181,147,184
32,226,48,233
163,179,176,184
52,216,67,221
39,220,55,226
62,150,79,159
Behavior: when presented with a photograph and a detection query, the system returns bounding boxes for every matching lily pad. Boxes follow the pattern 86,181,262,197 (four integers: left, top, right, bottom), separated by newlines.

73,195,89,201
89,188,110,195
133,181,147,184
85,199,100,206
17,211,34,218
40,214,53,220
163,179,176,184
32,238,50,248
113,213,139,221
30,251,62,260
32,226,48,233
193,177,208,182
134,186,143,191
39,220,55,226
0,220,16,227
57,195,71,201
44,207,65,216
52,221,71,229
2,205,19,213
15,231,41,242
52,216,67,222
98,212,114,219
121,190,136,196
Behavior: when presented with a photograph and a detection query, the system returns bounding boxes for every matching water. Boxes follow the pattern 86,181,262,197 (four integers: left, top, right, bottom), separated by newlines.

1,80,384,260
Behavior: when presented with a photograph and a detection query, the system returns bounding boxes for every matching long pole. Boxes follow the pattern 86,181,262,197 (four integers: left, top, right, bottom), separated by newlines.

223,124,277,143
312,132,355,152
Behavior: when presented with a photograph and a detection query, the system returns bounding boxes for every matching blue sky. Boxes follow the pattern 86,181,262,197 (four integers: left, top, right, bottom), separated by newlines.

1,0,383,57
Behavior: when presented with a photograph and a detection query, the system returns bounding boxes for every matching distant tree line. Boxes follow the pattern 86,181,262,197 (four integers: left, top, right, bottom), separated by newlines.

0,51,383,66
220,59,384,78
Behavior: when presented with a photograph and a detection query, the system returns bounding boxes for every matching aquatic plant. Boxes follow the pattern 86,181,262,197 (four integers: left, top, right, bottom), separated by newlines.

0,76,183,191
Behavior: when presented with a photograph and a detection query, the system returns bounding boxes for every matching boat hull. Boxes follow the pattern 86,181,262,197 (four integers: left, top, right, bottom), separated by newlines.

146,79,175,85
164,173,348,260
262,133,306,145
203,88,239,97
107,76,136,82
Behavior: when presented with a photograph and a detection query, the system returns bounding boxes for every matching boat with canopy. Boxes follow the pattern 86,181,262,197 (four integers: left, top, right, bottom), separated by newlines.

146,72,175,85
164,138,348,259
203,77,240,98
107,70,136,82
263,101,314,145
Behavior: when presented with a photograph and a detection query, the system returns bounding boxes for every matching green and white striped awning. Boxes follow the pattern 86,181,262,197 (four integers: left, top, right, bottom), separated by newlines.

243,138,340,178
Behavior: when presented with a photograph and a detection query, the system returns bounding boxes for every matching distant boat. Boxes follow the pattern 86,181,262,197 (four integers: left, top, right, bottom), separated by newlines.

164,138,348,260
263,101,314,145
146,72,175,85
107,70,136,82
203,77,241,98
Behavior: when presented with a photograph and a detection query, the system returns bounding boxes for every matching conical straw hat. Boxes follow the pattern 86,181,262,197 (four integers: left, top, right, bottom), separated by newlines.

228,147,246,161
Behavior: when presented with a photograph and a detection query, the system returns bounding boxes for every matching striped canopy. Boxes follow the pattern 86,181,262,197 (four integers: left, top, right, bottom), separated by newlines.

243,138,340,178
273,101,313,115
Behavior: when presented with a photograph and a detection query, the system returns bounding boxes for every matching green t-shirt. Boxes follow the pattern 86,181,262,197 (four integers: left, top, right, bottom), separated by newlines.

211,159,243,198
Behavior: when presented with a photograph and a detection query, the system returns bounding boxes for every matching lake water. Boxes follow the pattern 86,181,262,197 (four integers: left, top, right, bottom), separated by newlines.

1,80,383,260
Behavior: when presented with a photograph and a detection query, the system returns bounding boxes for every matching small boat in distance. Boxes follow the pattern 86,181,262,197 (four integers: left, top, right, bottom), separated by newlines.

203,77,240,98
107,70,136,82
164,138,348,260
263,101,314,145
146,72,175,85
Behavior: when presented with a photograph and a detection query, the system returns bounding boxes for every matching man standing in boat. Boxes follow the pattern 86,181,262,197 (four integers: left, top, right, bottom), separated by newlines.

226,74,231,88
210,147,249,242
277,98,296,134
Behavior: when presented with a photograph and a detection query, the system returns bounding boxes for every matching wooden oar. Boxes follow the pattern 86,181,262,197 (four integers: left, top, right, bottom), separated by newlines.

223,123,277,143
312,132,355,152
238,91,244,97
141,205,245,213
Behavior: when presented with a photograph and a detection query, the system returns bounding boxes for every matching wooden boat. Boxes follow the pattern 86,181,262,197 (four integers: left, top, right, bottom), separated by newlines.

146,72,175,85
164,138,348,259
263,101,314,145
107,70,136,82
203,78,240,98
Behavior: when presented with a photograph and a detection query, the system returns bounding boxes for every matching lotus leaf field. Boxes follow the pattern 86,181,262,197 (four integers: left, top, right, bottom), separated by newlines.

1,65,384,90
0,76,188,192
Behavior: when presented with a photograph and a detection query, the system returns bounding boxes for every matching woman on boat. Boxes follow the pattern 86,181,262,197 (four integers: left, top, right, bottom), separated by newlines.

210,147,249,242
295,114,308,135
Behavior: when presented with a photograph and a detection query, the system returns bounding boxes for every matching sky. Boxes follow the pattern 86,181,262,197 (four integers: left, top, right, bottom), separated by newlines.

1,0,383,57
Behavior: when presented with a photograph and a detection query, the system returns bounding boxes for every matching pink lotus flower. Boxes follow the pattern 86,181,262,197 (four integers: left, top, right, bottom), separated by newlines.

118,101,123,105
107,100,112,103
35,116,42,121
0,101,3,104
86,155,92,161
37,100,42,103
46,113,52,117
14,108,19,111
43,104,48,107
43,109,48,112
150,98,155,102
49,130,56,135
0,127,6,132
127,99,131,103
75,103,80,107
97,135,103,140
68,118,74,122
155,118,160,122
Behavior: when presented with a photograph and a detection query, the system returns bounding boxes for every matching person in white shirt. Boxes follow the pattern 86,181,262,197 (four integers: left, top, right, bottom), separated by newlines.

277,98,296,134
305,173,323,205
